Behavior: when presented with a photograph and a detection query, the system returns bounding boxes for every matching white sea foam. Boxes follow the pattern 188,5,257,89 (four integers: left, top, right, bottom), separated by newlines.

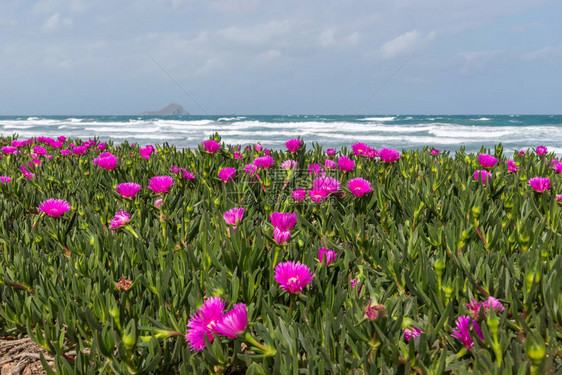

360,116,396,122
217,117,246,121
472,117,491,121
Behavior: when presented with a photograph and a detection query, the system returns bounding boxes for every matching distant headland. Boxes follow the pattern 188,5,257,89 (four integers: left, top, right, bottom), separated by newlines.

140,103,189,116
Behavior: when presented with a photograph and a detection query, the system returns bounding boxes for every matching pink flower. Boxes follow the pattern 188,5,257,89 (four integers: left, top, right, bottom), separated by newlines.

281,160,297,170
466,297,504,319
285,139,302,152
72,146,86,155
33,146,47,156
528,177,550,192
326,148,336,156
430,148,440,156
308,189,328,203
57,136,66,142
60,149,71,156
185,297,226,351
233,151,244,160
318,248,337,265
451,316,484,349
365,147,379,158
48,141,63,149
535,145,547,156
312,176,341,195
270,212,297,231
1,146,17,155
219,167,236,182
170,166,195,180
338,156,355,172
351,142,369,157
38,199,71,217
214,303,248,338
518,150,526,156
254,143,263,152
116,183,142,199
554,162,562,174
20,165,35,179
97,143,107,151
0,176,11,183
253,155,275,169
11,140,26,148
379,148,401,163
473,170,493,185
148,176,175,194
350,279,360,290
324,159,337,169
155,198,163,208
139,146,154,160
347,178,373,197
94,152,118,171
557,194,562,203
202,140,221,153
478,154,498,168
223,208,245,226
404,327,423,342
244,163,258,177
308,163,325,177
506,160,518,173
291,189,306,202
273,228,291,245
109,210,131,229
274,261,315,294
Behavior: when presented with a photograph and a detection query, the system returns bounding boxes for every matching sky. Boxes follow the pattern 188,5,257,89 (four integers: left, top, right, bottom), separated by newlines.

0,0,561,115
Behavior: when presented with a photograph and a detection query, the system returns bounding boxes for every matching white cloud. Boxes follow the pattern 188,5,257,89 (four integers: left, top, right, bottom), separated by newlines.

523,44,562,61
380,30,435,59
458,50,505,75
42,13,73,33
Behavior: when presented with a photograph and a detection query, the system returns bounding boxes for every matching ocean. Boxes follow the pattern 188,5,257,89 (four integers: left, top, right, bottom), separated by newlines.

1,114,561,155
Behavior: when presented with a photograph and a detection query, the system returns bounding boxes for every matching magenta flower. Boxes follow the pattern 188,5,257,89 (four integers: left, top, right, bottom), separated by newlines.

352,142,369,157
253,155,275,169
244,163,258,177
506,160,518,173
94,152,118,170
308,163,325,177
60,149,71,156
109,210,131,229
57,136,66,142
338,156,355,172
318,248,337,265
308,188,328,203
38,199,71,217
285,139,302,152
254,143,263,152
273,228,291,245
554,162,562,174
219,167,236,182
0,176,11,183
214,303,248,338
528,177,550,192
1,146,17,155
202,140,221,154
557,194,562,203
11,140,26,148
139,146,154,160
379,148,401,163
116,182,142,199
365,147,379,158
347,178,373,197
270,212,297,231
404,327,423,342
148,175,175,194
170,166,195,180
97,143,107,151
223,208,245,226
274,261,315,294
33,146,47,156
280,160,297,170
312,176,341,195
430,148,440,156
350,279,361,291
20,165,35,179
518,150,526,156
535,145,547,156
326,148,336,156
155,198,163,208
451,316,484,349
474,170,493,185
48,141,63,149
466,297,504,319
291,189,306,202
185,297,226,351
233,151,244,160
72,146,86,155
324,159,337,169
478,154,498,168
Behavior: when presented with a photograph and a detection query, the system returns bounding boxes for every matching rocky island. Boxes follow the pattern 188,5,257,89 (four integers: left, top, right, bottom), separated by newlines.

141,103,189,116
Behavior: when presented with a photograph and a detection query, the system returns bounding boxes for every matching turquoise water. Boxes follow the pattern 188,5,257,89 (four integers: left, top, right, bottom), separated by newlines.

1,114,561,155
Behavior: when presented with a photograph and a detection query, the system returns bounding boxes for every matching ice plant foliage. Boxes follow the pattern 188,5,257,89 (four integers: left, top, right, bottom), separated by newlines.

147,176,175,193
38,199,71,217
116,183,142,199
528,177,550,192
274,261,315,294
